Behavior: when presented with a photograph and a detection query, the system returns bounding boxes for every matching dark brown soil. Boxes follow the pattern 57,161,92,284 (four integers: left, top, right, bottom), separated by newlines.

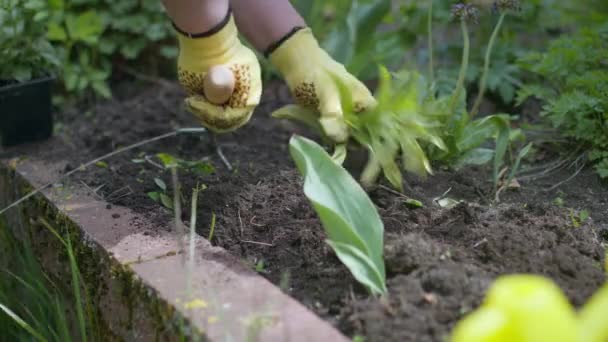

45,81,607,341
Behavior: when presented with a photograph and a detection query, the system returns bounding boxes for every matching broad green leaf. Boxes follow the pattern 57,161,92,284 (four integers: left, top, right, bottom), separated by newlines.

326,241,386,295
454,148,495,169
91,81,111,99
289,136,386,295
154,178,166,191
147,192,160,202
156,153,178,168
66,11,105,44
271,105,324,137
332,144,348,165
159,193,173,209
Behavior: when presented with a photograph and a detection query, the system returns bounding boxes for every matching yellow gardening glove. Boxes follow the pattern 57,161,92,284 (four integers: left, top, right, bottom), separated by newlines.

176,14,262,133
269,28,376,143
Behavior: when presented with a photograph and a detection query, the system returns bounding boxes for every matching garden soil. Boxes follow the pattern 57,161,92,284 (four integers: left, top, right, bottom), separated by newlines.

39,82,608,341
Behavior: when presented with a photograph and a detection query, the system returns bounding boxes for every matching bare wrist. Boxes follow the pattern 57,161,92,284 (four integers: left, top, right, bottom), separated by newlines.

163,0,230,34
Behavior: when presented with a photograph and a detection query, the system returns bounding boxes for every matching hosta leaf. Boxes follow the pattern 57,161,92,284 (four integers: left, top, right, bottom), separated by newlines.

271,105,325,137
290,136,386,295
159,193,173,209
454,148,495,169
326,240,386,295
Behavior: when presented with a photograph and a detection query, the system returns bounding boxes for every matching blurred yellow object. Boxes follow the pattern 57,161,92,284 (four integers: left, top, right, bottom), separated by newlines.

451,274,608,342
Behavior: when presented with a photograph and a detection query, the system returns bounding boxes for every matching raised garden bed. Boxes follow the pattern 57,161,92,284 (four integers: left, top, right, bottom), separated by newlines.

5,81,607,341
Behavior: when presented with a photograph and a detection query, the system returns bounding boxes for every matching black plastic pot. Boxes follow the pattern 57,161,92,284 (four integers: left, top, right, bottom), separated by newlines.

0,76,54,147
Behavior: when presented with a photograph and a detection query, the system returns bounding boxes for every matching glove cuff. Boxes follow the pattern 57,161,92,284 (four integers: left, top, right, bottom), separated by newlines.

172,7,232,38
269,28,321,76
176,10,240,66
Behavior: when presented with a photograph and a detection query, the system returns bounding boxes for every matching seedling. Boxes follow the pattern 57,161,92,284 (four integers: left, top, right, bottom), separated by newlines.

255,259,266,274
147,177,173,209
569,209,590,228
289,136,387,295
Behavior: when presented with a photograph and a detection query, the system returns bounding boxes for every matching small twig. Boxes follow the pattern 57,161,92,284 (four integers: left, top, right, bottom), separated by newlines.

105,185,133,201
79,181,104,200
145,155,165,170
249,216,264,227
171,167,186,265
211,134,233,171
0,128,206,215
238,209,244,237
240,240,274,247
473,238,488,248
543,162,586,192
186,184,201,298
378,185,408,198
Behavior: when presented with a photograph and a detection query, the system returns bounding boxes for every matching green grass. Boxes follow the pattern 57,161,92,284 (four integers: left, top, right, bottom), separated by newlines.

0,221,98,341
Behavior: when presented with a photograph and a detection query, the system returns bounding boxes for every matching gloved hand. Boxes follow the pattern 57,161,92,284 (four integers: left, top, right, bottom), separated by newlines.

176,13,262,132
269,28,376,143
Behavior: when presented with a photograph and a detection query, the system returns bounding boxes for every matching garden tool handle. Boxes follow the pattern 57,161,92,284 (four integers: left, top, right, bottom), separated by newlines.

203,65,235,105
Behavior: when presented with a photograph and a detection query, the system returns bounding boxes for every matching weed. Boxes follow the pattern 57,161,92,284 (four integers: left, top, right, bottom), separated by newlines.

569,209,590,228
0,220,98,341
147,177,173,209
517,27,608,178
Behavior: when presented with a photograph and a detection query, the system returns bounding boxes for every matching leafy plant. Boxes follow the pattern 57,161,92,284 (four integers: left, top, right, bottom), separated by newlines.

146,153,214,210
44,0,174,99
147,177,174,210
274,66,445,190
423,4,526,195
0,0,60,83
289,136,386,295
0,219,98,341
451,274,608,342
516,27,608,178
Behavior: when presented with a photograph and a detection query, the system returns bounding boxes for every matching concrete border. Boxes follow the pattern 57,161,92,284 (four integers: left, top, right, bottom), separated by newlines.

0,150,348,341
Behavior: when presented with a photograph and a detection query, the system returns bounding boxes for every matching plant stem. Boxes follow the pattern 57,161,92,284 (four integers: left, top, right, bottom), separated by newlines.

186,185,200,298
471,13,506,117
0,128,206,215
427,0,435,84
448,20,470,117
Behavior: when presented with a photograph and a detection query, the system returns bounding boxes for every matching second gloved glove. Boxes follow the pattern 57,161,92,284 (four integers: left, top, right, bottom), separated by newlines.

268,28,377,143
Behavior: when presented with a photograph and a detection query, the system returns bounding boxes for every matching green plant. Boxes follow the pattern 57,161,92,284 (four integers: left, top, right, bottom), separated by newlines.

424,4,526,195
289,136,386,295
0,220,98,341
274,66,445,190
471,1,521,117
44,0,174,100
147,153,214,209
516,26,608,178
0,0,60,83
147,177,174,209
